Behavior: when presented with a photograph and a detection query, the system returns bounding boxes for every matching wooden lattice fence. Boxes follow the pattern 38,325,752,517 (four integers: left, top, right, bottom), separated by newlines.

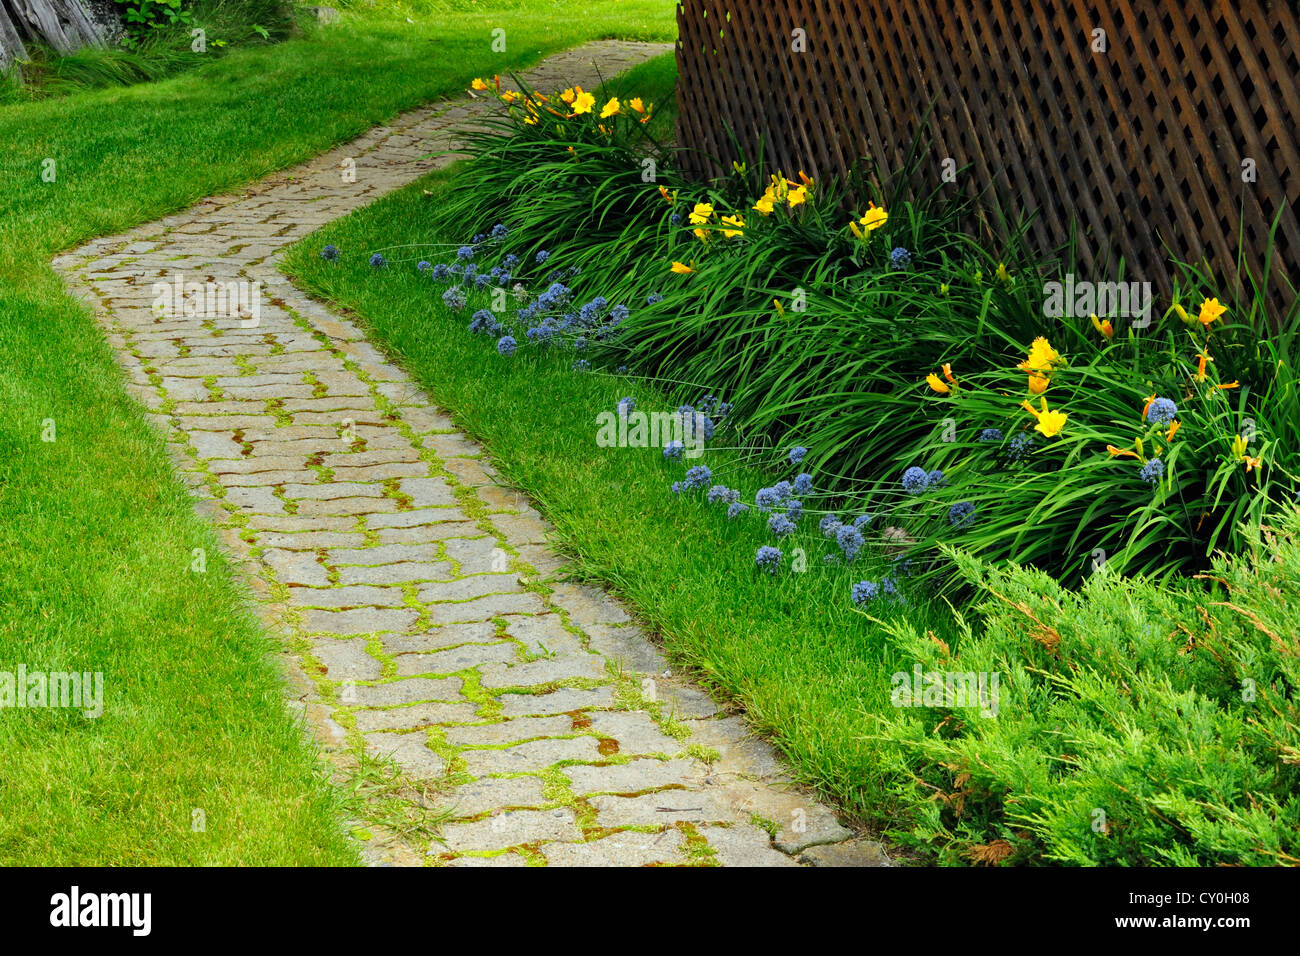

674,0,1300,320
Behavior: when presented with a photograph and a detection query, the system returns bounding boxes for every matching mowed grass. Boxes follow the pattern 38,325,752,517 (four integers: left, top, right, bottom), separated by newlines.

282,71,964,838
0,5,676,864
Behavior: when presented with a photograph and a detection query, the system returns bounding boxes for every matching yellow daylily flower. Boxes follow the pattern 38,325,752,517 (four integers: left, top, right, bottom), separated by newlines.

688,202,714,225
559,87,576,104
1021,397,1067,437
926,373,951,394
501,89,520,103
1027,372,1050,394
859,203,888,231
1141,393,1156,422
1244,455,1263,473
787,184,808,207
670,261,695,274
658,185,676,204
693,228,709,243
599,97,621,118
942,363,956,383
1107,444,1140,460
720,215,745,238
1090,313,1114,340
471,77,490,91
1166,420,1181,441
630,97,646,113
1199,296,1227,326
1216,381,1239,389
752,194,776,216
571,88,596,114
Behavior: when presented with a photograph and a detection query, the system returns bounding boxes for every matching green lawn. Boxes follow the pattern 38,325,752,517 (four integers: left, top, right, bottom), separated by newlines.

281,61,965,844
0,3,676,865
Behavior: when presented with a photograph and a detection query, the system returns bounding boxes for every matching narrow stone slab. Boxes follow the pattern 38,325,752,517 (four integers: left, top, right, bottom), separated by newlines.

587,711,682,756
426,591,547,625
351,701,479,732
309,637,382,681
460,736,603,775
478,652,608,689
446,776,550,818
365,731,446,779
352,677,463,707
702,824,801,867
563,758,706,796
588,792,744,828
301,607,417,634
541,831,686,867
394,642,518,676
288,584,408,608
443,715,574,747
440,808,581,853
498,686,615,717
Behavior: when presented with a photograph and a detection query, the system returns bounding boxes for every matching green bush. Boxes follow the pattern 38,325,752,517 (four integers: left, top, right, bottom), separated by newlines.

874,508,1300,865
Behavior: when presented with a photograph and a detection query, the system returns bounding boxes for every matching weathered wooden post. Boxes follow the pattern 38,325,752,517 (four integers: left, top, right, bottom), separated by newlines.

0,0,123,67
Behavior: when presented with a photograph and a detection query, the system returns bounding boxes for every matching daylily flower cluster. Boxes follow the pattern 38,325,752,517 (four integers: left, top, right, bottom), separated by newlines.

470,75,654,135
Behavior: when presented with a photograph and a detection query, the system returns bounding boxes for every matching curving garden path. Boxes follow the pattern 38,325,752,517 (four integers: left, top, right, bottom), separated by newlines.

52,41,889,867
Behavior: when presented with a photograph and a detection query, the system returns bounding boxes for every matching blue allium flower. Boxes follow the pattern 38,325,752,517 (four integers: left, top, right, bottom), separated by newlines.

727,502,748,519
578,302,601,326
1146,398,1178,425
755,487,780,512
819,514,841,537
475,274,491,288
609,304,630,324
369,253,387,268
320,244,339,261
525,326,553,345
417,260,431,272
431,263,451,281
670,213,683,226
496,335,517,356
442,286,467,311
948,501,977,528
785,499,803,520
902,466,930,495
469,309,497,334
768,513,797,536
457,245,475,261
573,336,587,352
671,481,684,495
707,485,739,505
851,580,880,606
1008,433,1035,462
535,250,550,264
852,514,873,529
773,481,793,502
664,441,684,460
491,223,509,240
927,469,947,488
789,446,808,464
890,247,912,270
716,401,734,419
472,233,486,244
572,359,591,371
756,545,783,574
647,293,664,305
684,465,712,490
463,264,478,280
617,397,636,418
979,427,1004,443
502,253,520,270
1140,457,1165,486
836,524,865,561
793,472,814,495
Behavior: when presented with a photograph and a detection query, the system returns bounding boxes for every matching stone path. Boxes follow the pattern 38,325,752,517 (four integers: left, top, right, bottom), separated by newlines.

52,41,889,867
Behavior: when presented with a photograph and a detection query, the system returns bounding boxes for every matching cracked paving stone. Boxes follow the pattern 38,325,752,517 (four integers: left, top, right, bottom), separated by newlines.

381,621,496,655
477,652,608,689
329,543,441,565
706,779,852,854
459,736,603,775
702,824,801,867
541,830,687,867
443,715,573,747
426,591,547,625
440,808,581,853
351,676,463,707
684,717,784,779
583,623,665,676
288,584,408,608
364,731,446,779
367,508,467,529
336,561,454,585
351,701,479,732
563,758,706,796
799,838,893,867
658,682,720,719
588,792,745,828
300,607,418,634
394,641,518,676
446,776,550,817
587,711,682,756
262,548,331,587
415,574,523,605
309,637,382,681
504,614,585,656
498,686,615,717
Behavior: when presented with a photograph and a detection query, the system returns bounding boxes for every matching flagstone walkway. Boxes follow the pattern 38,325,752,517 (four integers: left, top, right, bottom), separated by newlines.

52,41,889,868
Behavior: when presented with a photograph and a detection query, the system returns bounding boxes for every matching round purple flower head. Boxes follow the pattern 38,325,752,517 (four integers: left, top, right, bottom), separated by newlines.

756,545,783,574
788,446,808,465
496,335,517,356
320,244,339,261
1146,398,1178,425
902,466,930,495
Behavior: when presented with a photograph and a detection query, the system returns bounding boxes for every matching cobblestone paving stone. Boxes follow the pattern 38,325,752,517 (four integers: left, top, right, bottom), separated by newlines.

53,41,890,868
